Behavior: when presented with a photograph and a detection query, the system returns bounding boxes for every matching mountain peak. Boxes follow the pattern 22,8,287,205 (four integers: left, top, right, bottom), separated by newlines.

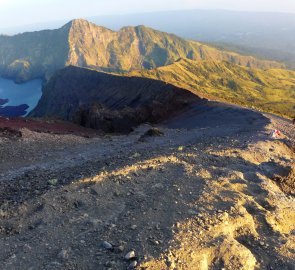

69,18,92,28
65,18,111,33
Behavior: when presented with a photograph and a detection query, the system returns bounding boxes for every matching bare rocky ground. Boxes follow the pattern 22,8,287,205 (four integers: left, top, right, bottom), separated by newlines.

0,104,294,270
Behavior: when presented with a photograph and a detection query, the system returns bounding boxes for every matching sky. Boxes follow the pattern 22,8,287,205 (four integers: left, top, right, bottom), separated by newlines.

0,0,295,27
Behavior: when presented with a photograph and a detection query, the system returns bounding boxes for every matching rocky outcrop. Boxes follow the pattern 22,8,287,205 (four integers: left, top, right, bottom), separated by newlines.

0,19,284,82
30,66,200,132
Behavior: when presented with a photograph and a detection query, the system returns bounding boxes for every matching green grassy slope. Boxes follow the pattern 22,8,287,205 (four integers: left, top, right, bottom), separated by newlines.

130,58,295,118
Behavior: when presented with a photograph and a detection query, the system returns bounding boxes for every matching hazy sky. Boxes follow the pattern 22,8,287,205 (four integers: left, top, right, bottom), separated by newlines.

0,0,295,27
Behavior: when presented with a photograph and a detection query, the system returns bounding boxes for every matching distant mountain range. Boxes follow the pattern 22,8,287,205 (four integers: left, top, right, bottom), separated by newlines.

0,19,284,82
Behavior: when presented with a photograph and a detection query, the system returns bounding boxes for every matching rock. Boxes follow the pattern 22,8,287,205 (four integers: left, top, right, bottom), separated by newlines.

132,153,141,158
129,260,138,268
125,250,136,260
152,183,164,189
188,209,198,215
114,245,125,253
113,191,121,197
144,128,164,137
48,178,58,186
166,260,176,268
105,261,116,267
101,241,113,250
130,225,137,230
58,249,69,260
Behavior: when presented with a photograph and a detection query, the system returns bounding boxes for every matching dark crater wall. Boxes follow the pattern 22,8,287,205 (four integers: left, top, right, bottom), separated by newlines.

30,66,202,133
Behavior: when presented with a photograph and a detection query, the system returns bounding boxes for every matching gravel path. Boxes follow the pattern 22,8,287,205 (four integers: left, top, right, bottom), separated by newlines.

0,105,294,270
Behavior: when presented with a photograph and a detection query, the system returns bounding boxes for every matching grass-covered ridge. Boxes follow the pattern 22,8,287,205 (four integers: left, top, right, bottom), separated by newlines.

130,58,295,118
0,19,285,82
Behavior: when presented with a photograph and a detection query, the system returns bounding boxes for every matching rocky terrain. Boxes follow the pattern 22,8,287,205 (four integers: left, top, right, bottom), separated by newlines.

0,19,284,82
0,102,294,270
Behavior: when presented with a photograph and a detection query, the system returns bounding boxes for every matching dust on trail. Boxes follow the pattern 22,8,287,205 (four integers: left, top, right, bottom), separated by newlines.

0,106,294,270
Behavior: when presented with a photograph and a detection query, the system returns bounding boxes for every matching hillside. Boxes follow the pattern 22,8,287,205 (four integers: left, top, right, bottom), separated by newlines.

87,10,295,70
0,19,284,82
130,58,295,118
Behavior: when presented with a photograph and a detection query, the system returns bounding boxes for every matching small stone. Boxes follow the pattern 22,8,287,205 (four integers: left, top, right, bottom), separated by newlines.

167,260,176,268
48,178,58,186
152,183,164,189
132,153,141,158
114,245,125,253
129,261,138,268
89,218,101,227
105,261,115,267
141,128,164,138
114,191,120,197
188,209,198,215
130,225,137,230
125,251,136,260
101,241,113,250
58,249,69,260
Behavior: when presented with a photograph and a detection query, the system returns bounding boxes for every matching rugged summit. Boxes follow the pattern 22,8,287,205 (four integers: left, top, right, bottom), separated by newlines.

0,19,284,82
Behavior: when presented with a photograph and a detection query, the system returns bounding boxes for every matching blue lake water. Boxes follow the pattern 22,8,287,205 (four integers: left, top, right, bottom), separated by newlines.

0,77,42,117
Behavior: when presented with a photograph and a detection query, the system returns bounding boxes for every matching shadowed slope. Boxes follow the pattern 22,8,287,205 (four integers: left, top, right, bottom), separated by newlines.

30,66,201,132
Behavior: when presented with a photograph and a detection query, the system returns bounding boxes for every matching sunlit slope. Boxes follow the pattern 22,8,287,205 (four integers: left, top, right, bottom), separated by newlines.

130,58,295,118
67,20,284,72
0,19,284,82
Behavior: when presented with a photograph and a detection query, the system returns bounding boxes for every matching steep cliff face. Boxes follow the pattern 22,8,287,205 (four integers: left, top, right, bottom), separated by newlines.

30,66,200,132
0,24,71,82
0,19,284,82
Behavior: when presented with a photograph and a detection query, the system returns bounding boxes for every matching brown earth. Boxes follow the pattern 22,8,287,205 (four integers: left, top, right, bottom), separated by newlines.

0,104,294,270
0,117,101,138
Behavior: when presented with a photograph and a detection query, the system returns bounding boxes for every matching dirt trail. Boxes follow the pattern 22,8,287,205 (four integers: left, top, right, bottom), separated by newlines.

0,105,294,270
